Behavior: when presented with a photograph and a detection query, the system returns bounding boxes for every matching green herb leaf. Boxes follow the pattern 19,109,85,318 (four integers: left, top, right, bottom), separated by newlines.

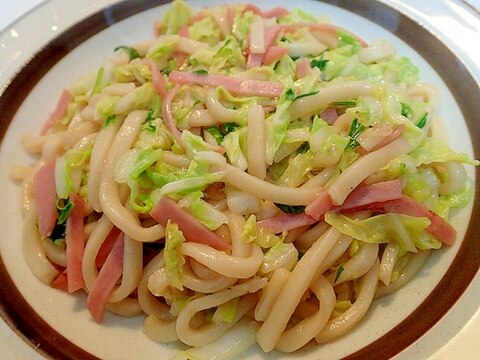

297,142,310,154
334,265,345,283
294,91,319,101
91,67,105,95
310,58,329,70
193,69,208,75
205,126,224,145
274,203,306,214
331,100,357,107
101,114,116,129
401,102,413,119
114,45,140,60
416,112,428,129
345,118,366,150
223,122,240,134
56,198,74,225
285,88,296,101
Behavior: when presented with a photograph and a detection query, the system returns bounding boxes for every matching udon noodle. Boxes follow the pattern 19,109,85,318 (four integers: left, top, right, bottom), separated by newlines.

11,0,478,357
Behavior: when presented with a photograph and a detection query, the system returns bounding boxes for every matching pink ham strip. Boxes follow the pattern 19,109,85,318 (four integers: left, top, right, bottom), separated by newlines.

305,191,333,221
305,180,403,220
247,53,264,68
162,84,185,146
95,227,121,267
86,233,125,323
40,89,72,135
144,59,167,98
331,180,402,212
263,46,289,65
33,159,58,238
296,58,312,79
257,212,317,234
51,270,69,292
242,4,290,18
178,25,190,38
65,192,86,293
301,23,368,47
150,196,232,252
320,108,338,125
169,71,283,97
349,195,457,246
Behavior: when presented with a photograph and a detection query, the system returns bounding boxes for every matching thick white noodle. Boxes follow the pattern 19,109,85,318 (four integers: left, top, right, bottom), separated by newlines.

316,260,379,343
175,278,266,346
275,275,336,353
227,212,251,258
138,251,174,320
328,243,379,285
41,238,66,267
294,221,330,252
23,207,59,284
223,163,321,205
315,235,353,276
99,110,165,242
376,250,431,298
144,314,179,343
254,268,290,322
328,137,412,205
181,242,263,279
105,298,142,317
290,81,377,119
379,242,400,286
247,104,267,179
256,227,341,352
88,118,122,212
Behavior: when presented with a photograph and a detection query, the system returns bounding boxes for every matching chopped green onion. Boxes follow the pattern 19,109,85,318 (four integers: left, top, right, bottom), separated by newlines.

56,197,74,225
205,126,224,145
334,265,345,283
331,100,357,107
114,45,140,60
345,118,366,150
91,67,105,95
310,58,329,70
193,69,208,75
401,102,413,119
416,112,428,129
101,114,116,129
285,88,296,101
294,91,319,101
223,122,240,134
274,203,306,214
297,142,310,154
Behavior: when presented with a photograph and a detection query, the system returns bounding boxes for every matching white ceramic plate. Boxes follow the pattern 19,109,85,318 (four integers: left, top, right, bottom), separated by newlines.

0,1,479,359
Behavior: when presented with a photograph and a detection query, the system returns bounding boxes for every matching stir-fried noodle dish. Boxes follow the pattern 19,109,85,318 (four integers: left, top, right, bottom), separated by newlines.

10,0,478,357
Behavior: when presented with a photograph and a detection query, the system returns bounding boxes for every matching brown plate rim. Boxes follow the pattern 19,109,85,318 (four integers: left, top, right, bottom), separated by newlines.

0,1,478,359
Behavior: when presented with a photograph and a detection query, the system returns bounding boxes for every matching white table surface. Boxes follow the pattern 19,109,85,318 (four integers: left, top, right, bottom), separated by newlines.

0,1,479,360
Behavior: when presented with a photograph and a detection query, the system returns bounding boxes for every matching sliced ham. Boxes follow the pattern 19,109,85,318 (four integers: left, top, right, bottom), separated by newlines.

263,46,289,65
257,212,317,234
144,59,167,98
65,192,86,293
169,71,283,97
296,58,312,79
305,191,333,221
332,180,402,212
86,233,125,323
349,195,457,246
300,23,368,48
178,25,190,38
40,89,72,135
247,53,264,69
242,4,290,18
51,270,69,292
150,196,231,252
320,108,338,125
33,159,58,238
95,226,122,267
306,180,402,220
